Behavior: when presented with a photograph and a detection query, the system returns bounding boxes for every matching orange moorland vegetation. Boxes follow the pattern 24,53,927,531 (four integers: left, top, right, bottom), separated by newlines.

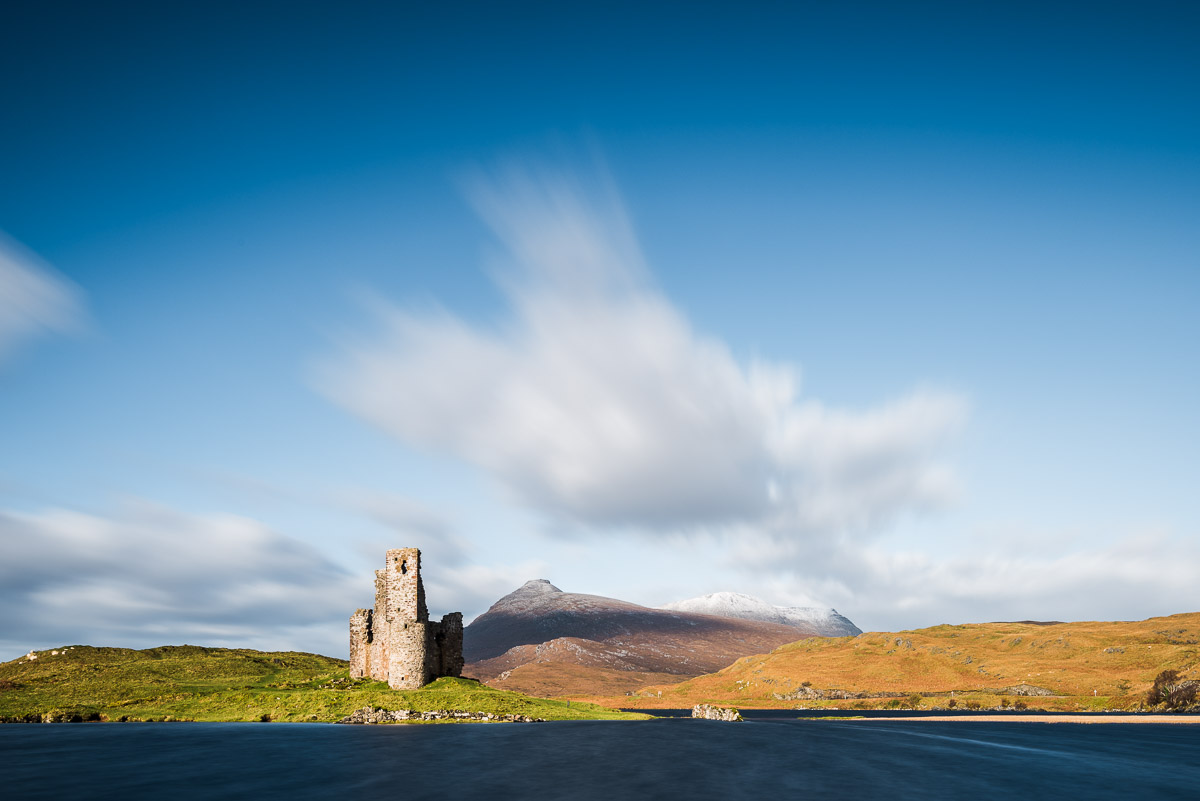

479,661,685,699
577,612,1200,712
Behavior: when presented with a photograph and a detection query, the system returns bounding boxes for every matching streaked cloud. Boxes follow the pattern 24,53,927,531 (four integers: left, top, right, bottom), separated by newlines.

0,233,84,364
316,169,967,550
753,528,1200,631
0,502,360,657
339,490,549,621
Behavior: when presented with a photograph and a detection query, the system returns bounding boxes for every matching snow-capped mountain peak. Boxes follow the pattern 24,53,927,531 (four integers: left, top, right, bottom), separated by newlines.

658,592,861,637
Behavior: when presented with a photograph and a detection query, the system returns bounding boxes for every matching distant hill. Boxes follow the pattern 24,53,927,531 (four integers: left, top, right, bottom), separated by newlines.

591,612,1200,711
463,580,840,696
658,592,861,637
0,645,642,722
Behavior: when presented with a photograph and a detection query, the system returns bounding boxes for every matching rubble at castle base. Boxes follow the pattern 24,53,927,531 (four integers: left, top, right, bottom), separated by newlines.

337,707,545,724
349,548,464,690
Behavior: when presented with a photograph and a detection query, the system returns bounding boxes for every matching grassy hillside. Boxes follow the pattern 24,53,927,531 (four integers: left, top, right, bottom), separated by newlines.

0,645,647,722
586,613,1200,711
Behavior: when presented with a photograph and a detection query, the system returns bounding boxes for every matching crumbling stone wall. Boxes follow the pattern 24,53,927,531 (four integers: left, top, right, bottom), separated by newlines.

369,570,387,681
349,609,371,678
430,612,464,679
349,548,464,689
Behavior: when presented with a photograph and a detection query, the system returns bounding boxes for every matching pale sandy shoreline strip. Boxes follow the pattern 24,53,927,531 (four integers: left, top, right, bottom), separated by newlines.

848,715,1200,724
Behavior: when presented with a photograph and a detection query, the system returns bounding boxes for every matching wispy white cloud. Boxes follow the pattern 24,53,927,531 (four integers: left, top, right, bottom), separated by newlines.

346,491,470,563
314,169,1200,630
315,169,967,549
753,527,1200,630
338,490,547,622
0,233,84,364
0,501,360,658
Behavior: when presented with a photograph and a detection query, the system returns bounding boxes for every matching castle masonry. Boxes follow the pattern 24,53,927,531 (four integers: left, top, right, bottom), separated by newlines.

349,548,464,689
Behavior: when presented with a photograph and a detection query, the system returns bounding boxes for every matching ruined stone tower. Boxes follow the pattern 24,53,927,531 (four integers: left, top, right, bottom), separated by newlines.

349,548,464,689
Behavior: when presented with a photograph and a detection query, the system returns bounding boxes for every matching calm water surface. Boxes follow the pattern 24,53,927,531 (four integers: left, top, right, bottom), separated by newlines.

4,717,1198,800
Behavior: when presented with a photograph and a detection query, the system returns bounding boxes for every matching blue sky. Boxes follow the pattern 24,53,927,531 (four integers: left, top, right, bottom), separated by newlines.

2,1,1198,658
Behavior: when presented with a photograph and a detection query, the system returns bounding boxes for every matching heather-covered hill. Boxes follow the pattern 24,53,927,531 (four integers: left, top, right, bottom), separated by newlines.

598,612,1200,711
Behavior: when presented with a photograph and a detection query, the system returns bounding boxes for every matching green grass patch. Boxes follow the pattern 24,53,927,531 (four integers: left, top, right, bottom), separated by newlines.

0,646,648,723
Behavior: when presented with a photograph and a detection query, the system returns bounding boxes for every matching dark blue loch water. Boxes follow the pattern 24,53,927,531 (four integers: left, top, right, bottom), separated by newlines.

4,718,1198,800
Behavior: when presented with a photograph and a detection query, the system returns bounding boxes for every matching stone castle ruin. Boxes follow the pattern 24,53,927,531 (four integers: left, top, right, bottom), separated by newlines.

349,548,464,689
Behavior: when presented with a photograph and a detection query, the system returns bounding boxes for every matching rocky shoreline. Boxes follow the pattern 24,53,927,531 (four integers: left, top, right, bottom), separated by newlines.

337,706,545,724
857,714,1200,724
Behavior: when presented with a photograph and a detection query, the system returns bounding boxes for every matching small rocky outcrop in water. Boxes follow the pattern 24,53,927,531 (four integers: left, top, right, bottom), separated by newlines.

691,704,742,722
337,706,544,724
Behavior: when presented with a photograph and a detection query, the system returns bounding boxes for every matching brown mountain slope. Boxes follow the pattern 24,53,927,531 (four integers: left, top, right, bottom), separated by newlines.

463,580,825,696
587,612,1200,709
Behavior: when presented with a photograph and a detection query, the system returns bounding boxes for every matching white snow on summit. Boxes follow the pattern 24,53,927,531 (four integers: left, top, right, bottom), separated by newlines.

658,592,862,637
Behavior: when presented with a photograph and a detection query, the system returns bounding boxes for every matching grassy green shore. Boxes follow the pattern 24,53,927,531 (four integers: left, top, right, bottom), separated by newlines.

0,645,648,723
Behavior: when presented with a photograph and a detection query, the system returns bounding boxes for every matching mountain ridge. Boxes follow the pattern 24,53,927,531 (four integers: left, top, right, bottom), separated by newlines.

658,591,862,637
462,579,854,696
